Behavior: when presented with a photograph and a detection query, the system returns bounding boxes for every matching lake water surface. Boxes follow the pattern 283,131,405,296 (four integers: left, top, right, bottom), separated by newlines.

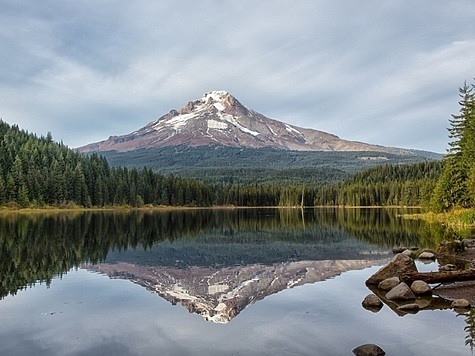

0,208,473,355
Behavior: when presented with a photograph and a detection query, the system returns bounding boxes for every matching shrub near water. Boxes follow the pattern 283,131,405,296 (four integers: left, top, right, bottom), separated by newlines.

458,209,475,225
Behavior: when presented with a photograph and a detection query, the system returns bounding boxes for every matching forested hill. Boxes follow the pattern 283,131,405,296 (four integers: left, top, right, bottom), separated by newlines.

347,161,442,184
99,145,440,186
314,161,442,207
0,121,214,207
0,120,443,209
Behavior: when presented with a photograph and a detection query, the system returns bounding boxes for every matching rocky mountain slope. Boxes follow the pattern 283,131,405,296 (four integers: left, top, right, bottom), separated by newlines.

78,91,411,154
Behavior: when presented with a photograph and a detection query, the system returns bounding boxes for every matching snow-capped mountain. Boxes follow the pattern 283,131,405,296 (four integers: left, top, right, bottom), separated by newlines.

78,90,411,154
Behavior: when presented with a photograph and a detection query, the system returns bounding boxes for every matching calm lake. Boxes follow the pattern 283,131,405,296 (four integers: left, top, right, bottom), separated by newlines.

0,208,473,355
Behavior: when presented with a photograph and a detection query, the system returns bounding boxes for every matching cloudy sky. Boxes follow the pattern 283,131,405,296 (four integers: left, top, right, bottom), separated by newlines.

1,1,474,153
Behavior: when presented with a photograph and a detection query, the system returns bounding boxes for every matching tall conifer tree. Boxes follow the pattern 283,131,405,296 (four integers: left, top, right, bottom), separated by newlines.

431,79,475,211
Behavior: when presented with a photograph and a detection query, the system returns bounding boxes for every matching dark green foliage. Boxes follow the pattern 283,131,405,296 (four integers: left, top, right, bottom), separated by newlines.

99,145,440,186
430,80,475,211
0,119,442,208
171,166,349,186
313,161,442,207
0,121,213,208
464,308,475,352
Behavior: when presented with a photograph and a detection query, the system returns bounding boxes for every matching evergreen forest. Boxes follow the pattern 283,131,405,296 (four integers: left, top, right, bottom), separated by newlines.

0,118,444,209
100,144,439,186
0,121,214,208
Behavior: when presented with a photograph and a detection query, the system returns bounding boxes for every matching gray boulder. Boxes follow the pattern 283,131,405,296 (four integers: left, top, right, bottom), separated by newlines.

352,344,385,356
378,277,400,291
392,246,406,254
418,251,435,260
386,282,416,301
462,239,475,248
439,264,457,272
362,294,383,312
410,280,432,295
402,249,413,256
366,253,417,285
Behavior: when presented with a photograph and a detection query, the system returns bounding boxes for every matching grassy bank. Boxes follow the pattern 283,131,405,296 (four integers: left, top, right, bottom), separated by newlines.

410,208,475,229
0,204,290,215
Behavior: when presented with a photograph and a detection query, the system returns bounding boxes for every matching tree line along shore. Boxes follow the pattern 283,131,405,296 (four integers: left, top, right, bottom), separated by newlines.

1,79,474,226
0,119,441,210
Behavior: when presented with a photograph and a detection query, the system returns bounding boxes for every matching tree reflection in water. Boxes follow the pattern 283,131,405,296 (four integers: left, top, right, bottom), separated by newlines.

0,207,454,300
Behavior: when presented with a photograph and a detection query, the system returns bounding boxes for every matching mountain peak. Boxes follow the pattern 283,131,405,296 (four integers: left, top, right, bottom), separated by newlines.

78,91,412,155
201,90,231,102
174,90,246,117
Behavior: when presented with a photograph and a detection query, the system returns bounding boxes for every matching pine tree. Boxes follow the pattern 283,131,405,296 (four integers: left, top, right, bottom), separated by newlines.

0,176,5,205
18,184,29,208
431,80,475,211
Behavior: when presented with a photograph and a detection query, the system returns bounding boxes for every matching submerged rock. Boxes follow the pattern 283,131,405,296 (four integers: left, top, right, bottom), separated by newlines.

397,303,420,313
352,344,385,356
386,282,416,301
362,294,383,312
414,296,433,309
366,254,417,285
410,280,432,295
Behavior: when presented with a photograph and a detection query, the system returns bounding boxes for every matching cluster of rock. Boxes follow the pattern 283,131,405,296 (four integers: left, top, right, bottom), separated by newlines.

354,243,475,355
363,252,471,315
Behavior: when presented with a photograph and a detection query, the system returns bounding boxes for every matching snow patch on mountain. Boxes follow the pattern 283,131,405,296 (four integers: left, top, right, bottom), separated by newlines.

285,124,301,135
267,125,277,136
226,116,260,137
202,90,229,102
208,119,228,130
168,114,196,131
213,102,225,111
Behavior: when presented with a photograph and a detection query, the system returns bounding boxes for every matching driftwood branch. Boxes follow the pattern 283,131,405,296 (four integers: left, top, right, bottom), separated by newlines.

401,270,475,285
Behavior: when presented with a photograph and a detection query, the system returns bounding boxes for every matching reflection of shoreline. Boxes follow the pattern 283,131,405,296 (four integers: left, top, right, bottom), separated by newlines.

0,208,427,300
84,259,388,323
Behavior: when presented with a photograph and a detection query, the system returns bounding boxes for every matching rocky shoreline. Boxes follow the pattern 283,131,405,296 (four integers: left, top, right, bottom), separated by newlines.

353,239,475,355
363,239,475,314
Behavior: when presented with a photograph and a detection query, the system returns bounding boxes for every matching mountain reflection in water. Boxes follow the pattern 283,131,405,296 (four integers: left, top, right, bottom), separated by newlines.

0,207,438,319
86,259,386,323
2,208,473,355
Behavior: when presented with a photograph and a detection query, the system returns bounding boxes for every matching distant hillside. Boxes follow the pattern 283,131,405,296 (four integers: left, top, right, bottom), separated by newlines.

99,145,442,185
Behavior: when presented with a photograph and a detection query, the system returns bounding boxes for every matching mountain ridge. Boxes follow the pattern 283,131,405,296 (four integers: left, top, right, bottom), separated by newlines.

78,90,415,155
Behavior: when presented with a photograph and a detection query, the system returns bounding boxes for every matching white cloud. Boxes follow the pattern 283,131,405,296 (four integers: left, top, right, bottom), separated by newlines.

0,0,474,151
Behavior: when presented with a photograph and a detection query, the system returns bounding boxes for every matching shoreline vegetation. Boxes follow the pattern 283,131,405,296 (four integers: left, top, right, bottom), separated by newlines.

408,208,475,229
2,204,473,236
0,120,444,213
0,204,420,213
